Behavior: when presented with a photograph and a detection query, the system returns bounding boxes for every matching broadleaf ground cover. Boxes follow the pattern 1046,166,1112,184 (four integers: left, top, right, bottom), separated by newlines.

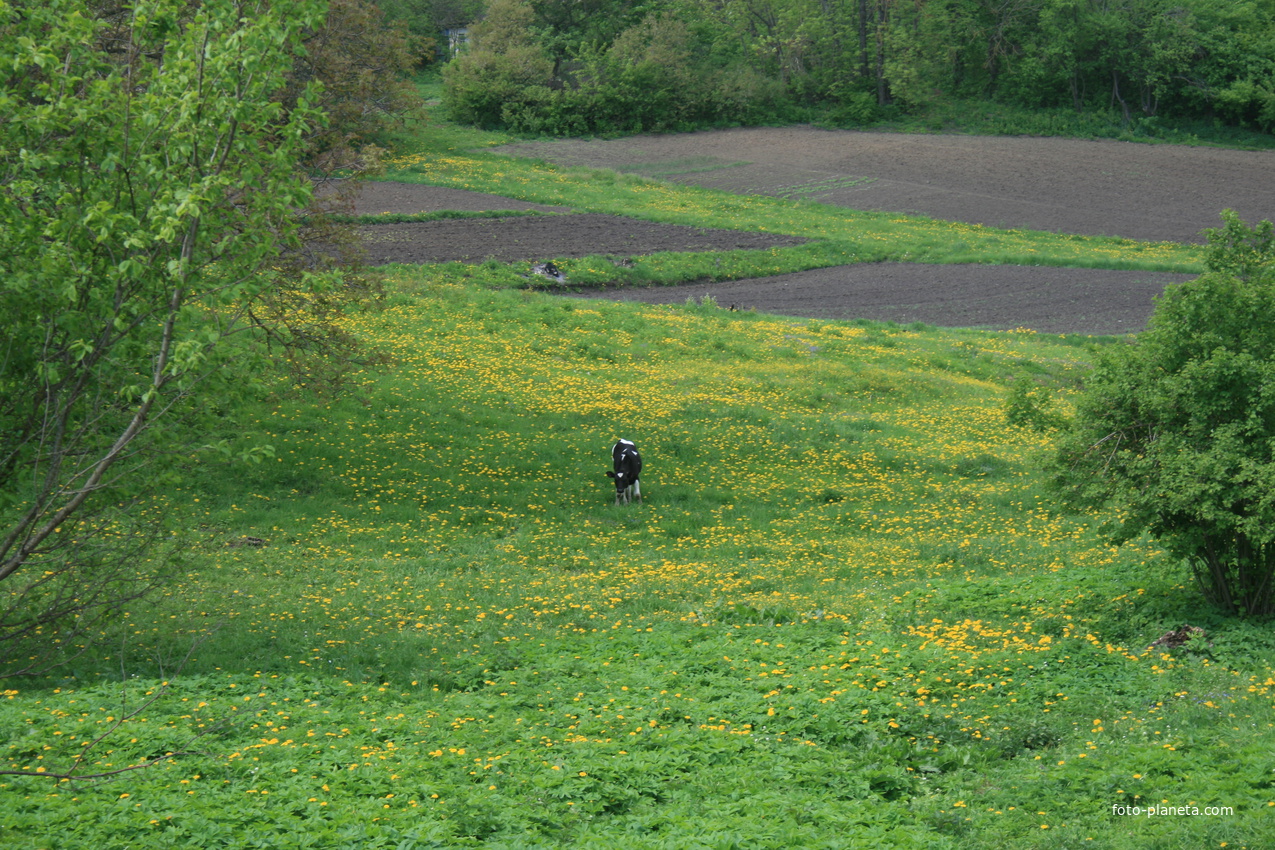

4,122,1274,848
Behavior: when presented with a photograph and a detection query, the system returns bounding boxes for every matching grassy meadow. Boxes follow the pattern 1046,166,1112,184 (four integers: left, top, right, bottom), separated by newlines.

4,113,1274,849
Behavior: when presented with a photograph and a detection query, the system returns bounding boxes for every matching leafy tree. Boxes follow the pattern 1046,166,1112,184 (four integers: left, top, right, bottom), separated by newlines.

441,0,555,128
1055,211,1275,616
438,0,1275,134
529,0,658,70
376,0,485,49
284,0,427,173
594,12,703,130
1172,0,1275,131
442,0,789,133
0,0,344,674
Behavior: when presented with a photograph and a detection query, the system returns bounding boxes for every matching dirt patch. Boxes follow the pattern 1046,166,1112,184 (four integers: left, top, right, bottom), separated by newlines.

357,213,807,265
497,127,1274,244
565,263,1195,335
320,181,572,215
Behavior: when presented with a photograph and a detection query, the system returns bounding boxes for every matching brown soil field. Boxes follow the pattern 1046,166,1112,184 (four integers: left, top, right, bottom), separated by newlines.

566,264,1192,336
336,184,572,216
498,127,1274,244
348,129,1273,333
357,213,808,265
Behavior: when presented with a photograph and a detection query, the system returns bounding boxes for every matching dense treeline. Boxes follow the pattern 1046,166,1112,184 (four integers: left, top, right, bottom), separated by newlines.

431,0,1275,136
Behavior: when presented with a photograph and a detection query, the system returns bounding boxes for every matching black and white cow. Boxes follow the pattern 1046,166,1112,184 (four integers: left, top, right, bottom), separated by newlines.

606,439,643,505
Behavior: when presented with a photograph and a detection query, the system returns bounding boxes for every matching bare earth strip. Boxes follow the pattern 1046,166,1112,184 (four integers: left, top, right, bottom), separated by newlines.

325,182,573,215
566,263,1195,335
497,127,1275,244
358,213,807,265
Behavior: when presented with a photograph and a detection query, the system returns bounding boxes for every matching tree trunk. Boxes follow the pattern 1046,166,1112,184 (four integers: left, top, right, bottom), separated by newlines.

875,0,890,105
858,0,870,80
1110,69,1130,125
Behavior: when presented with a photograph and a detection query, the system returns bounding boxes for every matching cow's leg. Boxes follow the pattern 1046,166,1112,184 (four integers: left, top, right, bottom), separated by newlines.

633,480,642,502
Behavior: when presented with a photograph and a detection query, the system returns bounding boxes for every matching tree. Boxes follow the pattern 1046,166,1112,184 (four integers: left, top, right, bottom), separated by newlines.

441,0,555,128
376,0,485,49
1055,211,1275,616
0,0,338,674
283,0,427,174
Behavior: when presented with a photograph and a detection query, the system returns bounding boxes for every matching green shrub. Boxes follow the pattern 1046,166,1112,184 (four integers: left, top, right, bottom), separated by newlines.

1004,376,1064,432
442,6,800,135
440,0,554,129
1056,212,1275,615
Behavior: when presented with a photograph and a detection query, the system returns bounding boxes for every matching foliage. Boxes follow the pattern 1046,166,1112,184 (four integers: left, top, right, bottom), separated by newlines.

1055,211,1275,615
1203,207,1275,281
282,0,428,174
438,0,1275,136
1003,376,1065,432
440,0,556,129
377,0,485,49
0,0,347,675
442,0,791,134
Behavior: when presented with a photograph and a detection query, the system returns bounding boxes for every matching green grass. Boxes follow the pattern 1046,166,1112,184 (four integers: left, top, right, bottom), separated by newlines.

3,114,1272,849
611,155,753,179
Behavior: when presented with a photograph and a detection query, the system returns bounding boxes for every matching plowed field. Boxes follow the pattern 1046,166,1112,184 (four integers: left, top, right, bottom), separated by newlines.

349,129,1273,333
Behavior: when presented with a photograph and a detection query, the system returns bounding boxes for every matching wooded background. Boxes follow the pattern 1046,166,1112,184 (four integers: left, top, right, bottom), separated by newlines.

400,0,1275,136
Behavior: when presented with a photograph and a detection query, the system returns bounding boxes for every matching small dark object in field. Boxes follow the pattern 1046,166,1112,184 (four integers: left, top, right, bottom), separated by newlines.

227,536,266,548
1149,625,1210,650
531,261,566,283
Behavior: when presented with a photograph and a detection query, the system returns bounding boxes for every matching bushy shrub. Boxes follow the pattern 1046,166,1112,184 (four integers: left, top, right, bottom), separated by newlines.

1055,211,1275,615
825,91,883,127
441,0,554,128
1211,80,1275,133
1004,377,1063,432
443,5,796,135
705,65,793,126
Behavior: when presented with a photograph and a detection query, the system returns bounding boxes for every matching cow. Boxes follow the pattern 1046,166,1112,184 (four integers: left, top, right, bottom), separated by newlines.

606,439,643,505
